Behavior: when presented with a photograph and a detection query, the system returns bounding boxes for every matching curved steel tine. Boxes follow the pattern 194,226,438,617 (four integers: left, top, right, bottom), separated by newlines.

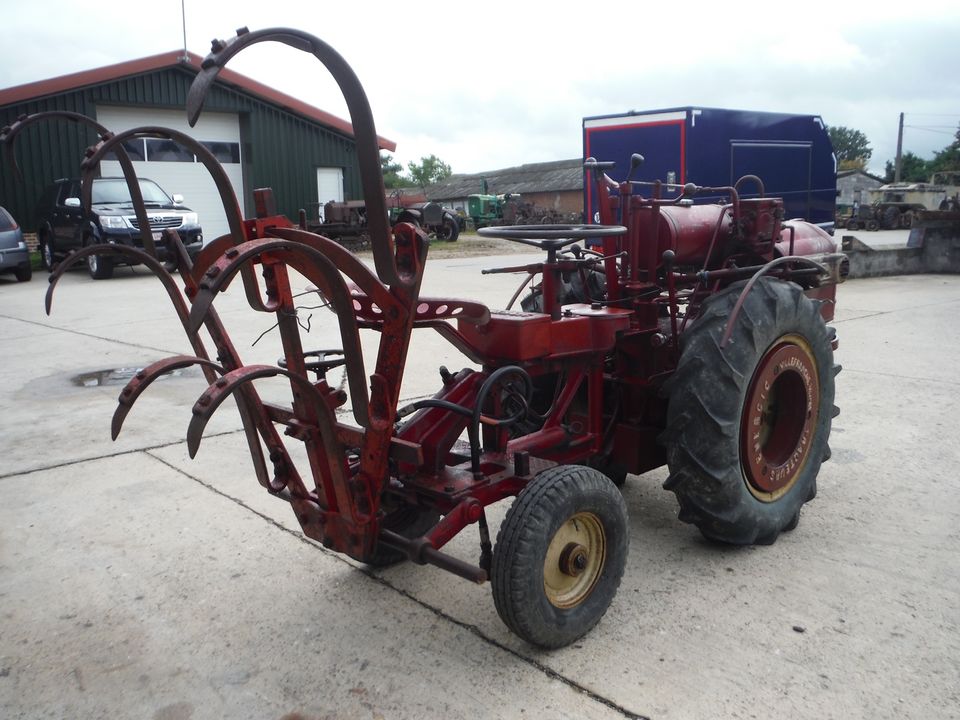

186,236,376,427
0,111,148,253
44,244,216,392
113,355,225,440
46,244,185,318
80,125,272,314
187,27,421,289
1,111,108,180
189,232,236,281
186,365,341,472
267,226,397,310
80,135,156,258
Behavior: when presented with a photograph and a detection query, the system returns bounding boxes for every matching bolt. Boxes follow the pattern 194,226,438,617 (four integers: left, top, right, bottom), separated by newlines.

215,377,228,388
197,395,211,407
225,247,239,258
210,38,225,53
206,266,221,279
573,552,588,571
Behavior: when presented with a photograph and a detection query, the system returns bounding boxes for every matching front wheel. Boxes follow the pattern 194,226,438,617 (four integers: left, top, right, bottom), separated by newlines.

436,214,460,241
86,239,114,280
491,465,628,648
661,278,837,545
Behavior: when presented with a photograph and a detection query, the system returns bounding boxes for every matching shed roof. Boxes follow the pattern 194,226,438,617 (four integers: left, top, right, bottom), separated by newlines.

426,158,583,200
0,50,396,151
837,168,885,183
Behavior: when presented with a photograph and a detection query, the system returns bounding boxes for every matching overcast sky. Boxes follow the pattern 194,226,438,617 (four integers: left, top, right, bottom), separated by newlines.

2,1,958,178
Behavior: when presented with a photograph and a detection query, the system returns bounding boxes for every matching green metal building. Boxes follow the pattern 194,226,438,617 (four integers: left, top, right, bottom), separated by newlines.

0,50,394,241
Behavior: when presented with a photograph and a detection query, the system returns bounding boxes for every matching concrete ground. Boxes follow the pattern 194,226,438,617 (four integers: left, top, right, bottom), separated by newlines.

1,256,958,720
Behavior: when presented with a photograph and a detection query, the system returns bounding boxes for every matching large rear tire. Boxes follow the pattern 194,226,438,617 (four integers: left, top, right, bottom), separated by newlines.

661,278,836,545
491,465,628,648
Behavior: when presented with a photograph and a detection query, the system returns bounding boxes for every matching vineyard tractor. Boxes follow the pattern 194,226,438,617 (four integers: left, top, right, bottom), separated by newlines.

3,26,846,648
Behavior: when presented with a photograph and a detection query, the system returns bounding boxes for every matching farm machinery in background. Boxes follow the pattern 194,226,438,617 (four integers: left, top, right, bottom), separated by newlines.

308,190,460,249
5,26,847,649
467,189,582,230
842,175,960,231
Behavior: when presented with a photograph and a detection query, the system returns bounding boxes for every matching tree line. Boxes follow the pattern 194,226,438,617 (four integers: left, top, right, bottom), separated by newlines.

828,124,960,182
380,153,452,190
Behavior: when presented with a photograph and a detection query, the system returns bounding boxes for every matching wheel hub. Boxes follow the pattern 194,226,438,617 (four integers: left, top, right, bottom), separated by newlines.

543,512,606,609
559,543,589,576
740,335,819,501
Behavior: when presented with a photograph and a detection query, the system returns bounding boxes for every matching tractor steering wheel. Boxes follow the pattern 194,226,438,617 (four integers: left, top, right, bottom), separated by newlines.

478,224,626,251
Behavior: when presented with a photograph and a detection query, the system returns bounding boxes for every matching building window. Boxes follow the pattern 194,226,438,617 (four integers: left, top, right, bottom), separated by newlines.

200,141,241,164
103,139,147,163
146,138,195,162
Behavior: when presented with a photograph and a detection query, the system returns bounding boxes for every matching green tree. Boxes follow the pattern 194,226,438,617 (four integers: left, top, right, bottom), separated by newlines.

828,125,873,165
884,152,930,183
380,153,406,188
407,154,452,189
929,124,960,175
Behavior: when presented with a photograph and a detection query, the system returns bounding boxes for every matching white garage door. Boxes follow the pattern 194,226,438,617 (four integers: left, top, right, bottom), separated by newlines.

96,106,245,244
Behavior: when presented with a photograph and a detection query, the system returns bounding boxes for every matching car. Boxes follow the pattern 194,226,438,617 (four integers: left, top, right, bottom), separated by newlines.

36,177,203,279
0,205,31,282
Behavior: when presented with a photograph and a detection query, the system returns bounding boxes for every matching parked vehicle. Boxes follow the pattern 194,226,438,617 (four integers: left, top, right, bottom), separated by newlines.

467,192,580,229
36,177,203,279
582,107,837,230
0,205,31,282
390,201,460,241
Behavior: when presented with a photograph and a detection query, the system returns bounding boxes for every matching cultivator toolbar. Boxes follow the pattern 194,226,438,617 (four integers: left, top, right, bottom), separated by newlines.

4,26,844,648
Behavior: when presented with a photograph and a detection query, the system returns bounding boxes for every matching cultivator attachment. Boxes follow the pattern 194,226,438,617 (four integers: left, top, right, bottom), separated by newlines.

7,24,846,649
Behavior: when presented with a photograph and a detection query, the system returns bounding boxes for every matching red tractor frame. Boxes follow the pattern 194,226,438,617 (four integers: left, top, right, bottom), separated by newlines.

4,26,845,649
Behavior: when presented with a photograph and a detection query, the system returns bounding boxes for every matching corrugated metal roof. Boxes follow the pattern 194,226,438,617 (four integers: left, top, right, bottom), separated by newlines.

425,158,583,200
0,50,395,151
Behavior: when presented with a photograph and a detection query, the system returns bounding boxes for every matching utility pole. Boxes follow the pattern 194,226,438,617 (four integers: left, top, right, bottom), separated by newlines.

894,112,904,182
180,0,188,62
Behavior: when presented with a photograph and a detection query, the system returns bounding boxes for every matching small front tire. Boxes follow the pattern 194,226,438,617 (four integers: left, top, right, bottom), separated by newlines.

86,240,114,280
491,465,628,648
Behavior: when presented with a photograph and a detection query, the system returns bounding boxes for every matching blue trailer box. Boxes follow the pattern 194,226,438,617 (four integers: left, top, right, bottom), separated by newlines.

582,107,836,229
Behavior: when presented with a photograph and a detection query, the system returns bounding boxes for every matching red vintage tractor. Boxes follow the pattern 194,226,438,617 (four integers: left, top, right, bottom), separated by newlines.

4,27,846,649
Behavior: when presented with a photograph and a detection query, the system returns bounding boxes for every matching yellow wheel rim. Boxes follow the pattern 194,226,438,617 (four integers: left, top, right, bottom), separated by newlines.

543,511,606,609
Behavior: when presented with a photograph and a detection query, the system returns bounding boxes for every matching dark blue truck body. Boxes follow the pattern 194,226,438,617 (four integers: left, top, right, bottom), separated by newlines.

582,107,836,229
